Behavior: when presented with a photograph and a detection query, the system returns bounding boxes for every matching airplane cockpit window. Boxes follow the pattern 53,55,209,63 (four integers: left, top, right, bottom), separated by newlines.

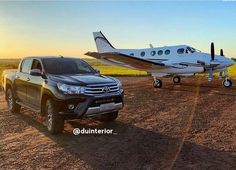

158,50,163,55
186,47,200,53
187,47,195,53
165,49,170,55
140,51,145,57
151,51,156,56
177,48,185,54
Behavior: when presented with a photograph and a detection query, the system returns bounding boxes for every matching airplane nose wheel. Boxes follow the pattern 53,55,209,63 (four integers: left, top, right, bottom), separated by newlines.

153,79,162,88
222,78,232,88
173,76,181,84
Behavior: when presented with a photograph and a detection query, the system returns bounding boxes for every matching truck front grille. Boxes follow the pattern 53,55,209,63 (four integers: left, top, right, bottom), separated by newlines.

84,83,119,95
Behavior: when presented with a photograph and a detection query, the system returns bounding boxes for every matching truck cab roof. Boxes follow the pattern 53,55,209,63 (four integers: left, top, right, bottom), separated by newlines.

23,56,82,60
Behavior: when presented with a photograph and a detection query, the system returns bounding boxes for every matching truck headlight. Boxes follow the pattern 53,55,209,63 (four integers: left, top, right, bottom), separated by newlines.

117,80,123,93
57,83,85,94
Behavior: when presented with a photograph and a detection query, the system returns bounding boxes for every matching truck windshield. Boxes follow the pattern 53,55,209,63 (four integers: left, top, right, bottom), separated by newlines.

42,58,96,75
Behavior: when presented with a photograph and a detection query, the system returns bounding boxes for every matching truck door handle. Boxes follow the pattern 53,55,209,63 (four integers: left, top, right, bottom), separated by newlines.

26,78,30,81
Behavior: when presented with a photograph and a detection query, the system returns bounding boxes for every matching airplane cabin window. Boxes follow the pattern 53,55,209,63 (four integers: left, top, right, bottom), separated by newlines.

165,50,170,55
140,51,145,57
177,48,185,54
151,51,156,56
130,53,134,56
158,50,163,55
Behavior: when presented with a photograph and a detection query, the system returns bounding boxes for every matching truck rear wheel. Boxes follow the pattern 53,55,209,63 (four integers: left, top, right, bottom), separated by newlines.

97,111,118,122
45,99,64,134
6,88,21,114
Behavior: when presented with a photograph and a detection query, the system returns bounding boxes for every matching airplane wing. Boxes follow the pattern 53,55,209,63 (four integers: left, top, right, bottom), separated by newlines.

85,52,165,70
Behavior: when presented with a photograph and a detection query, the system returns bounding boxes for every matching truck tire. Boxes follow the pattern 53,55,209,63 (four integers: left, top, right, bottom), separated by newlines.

97,111,118,122
45,98,64,134
6,88,21,114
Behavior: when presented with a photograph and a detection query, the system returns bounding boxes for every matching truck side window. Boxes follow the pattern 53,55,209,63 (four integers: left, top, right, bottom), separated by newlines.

31,59,42,71
77,60,92,73
21,59,32,73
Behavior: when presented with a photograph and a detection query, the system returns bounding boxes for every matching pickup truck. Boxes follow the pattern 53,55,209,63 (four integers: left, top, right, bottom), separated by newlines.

3,56,124,134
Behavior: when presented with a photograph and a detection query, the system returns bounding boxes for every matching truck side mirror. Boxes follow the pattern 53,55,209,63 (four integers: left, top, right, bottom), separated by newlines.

30,69,42,76
95,68,100,74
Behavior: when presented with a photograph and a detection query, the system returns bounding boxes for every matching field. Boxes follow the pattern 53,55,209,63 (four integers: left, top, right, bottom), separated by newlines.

0,77,236,169
0,59,147,87
1,58,236,87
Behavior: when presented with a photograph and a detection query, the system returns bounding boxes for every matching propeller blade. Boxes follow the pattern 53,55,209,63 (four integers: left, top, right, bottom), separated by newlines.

220,49,224,56
208,68,213,81
211,42,215,60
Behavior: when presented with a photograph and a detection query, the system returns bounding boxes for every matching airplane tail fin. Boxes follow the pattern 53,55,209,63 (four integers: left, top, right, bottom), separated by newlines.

93,31,115,53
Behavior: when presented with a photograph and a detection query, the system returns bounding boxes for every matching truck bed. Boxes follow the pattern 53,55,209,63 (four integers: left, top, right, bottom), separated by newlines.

1,70,17,90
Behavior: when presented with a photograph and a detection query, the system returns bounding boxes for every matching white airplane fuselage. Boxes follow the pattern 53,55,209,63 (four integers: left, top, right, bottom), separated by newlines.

86,31,235,88
99,45,234,76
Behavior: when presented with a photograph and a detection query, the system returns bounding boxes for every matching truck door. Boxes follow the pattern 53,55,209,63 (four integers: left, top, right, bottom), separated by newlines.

14,58,32,104
27,59,44,108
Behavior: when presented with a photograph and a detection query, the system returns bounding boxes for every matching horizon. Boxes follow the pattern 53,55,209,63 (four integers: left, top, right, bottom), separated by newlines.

1,1,236,59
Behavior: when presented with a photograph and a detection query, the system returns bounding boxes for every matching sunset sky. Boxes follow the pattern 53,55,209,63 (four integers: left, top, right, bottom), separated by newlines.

0,1,236,59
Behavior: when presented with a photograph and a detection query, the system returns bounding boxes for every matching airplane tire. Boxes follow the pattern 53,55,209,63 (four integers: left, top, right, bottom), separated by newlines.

153,79,162,88
173,76,181,84
223,79,232,88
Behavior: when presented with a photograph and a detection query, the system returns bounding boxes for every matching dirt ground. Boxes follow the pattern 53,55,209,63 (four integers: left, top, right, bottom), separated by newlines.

1,76,236,170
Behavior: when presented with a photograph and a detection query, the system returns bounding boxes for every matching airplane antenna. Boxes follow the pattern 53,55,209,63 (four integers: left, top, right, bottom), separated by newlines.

149,44,154,48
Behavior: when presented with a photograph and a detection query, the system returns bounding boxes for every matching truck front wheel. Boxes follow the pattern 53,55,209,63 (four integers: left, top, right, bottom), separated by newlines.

97,111,118,122
45,99,64,134
6,88,21,114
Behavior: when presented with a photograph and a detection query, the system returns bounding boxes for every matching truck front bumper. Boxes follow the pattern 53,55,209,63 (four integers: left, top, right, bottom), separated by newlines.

57,92,124,119
84,102,123,117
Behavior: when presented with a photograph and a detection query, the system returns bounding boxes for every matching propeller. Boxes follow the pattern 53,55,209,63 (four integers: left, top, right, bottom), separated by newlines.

220,49,224,56
218,49,224,78
208,43,225,81
209,42,215,81
211,42,215,61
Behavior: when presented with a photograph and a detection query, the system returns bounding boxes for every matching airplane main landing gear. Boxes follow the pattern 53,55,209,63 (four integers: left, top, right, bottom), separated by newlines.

222,78,232,88
173,76,181,84
153,78,162,88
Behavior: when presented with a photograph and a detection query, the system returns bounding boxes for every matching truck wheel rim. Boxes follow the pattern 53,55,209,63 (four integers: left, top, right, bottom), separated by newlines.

47,103,53,130
7,91,13,110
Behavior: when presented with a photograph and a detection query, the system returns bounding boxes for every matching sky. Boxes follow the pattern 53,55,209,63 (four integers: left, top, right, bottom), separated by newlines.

0,1,236,59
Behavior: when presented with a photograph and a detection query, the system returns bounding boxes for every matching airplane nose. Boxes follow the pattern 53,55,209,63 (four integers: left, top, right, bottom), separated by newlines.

228,58,235,66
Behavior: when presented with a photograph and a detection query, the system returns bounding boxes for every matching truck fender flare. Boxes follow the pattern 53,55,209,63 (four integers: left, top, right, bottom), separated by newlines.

4,80,14,99
40,89,56,114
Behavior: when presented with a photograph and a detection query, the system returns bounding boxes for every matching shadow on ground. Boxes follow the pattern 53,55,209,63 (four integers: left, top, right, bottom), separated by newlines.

15,111,236,170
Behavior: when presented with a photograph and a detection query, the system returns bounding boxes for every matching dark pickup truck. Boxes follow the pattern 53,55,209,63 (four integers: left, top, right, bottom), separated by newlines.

3,56,124,134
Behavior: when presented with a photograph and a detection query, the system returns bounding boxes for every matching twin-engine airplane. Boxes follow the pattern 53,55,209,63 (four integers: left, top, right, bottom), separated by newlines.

85,31,235,88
